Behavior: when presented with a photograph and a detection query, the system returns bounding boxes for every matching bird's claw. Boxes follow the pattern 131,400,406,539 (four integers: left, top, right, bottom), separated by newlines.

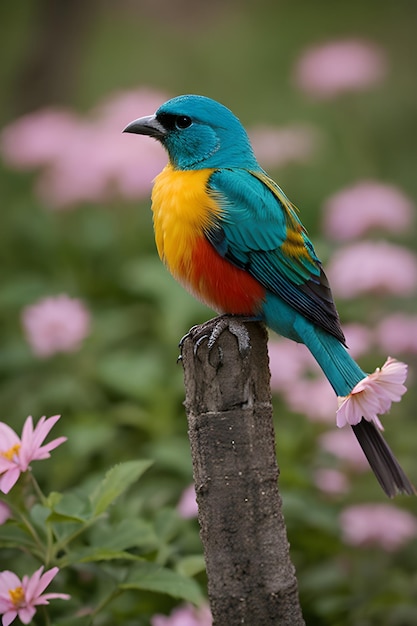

178,315,253,365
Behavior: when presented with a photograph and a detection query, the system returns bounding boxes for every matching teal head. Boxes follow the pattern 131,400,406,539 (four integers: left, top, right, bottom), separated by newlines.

123,94,259,170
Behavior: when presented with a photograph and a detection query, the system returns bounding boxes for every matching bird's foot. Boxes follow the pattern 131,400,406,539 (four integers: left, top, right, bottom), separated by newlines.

178,314,257,363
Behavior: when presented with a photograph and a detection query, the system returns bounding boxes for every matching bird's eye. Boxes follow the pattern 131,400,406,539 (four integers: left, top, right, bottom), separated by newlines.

175,115,192,130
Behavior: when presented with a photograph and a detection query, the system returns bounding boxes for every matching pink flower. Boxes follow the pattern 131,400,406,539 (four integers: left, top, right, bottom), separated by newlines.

268,339,312,392
314,468,349,495
0,88,169,209
327,241,417,298
0,109,80,169
323,181,414,241
151,603,212,626
343,324,373,359
22,294,91,358
293,39,387,99
336,357,408,429
284,377,337,423
340,504,417,551
376,313,417,355
0,566,69,625
177,484,198,519
268,339,338,421
319,429,369,470
249,124,320,169
0,415,66,494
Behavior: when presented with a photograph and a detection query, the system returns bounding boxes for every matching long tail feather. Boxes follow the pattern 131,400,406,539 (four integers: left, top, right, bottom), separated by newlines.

292,320,415,496
352,420,415,497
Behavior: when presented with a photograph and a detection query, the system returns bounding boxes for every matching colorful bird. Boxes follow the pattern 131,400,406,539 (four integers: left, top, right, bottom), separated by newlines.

124,94,414,497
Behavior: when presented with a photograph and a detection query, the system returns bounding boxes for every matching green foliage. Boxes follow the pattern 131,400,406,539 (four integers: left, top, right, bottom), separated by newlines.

0,460,205,624
0,1,416,625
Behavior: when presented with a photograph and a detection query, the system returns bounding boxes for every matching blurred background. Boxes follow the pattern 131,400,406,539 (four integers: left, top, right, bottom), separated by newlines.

0,1,417,624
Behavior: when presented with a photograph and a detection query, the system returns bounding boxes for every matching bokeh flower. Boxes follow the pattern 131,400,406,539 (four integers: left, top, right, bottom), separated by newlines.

342,324,373,359
336,357,408,429
268,339,311,393
0,415,66,494
268,338,337,421
22,294,91,358
319,429,369,471
151,603,212,626
0,109,80,169
284,377,337,423
0,566,69,625
376,313,417,355
0,87,169,209
249,123,320,169
314,468,349,495
177,484,198,519
327,241,417,298
340,504,417,551
323,181,414,241
293,38,387,99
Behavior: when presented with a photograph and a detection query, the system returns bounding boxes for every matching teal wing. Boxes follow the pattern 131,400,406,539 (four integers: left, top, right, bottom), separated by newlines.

206,168,345,343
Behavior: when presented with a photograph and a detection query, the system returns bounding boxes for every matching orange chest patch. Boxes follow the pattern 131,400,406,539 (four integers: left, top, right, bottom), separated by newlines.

151,165,221,271
151,165,265,314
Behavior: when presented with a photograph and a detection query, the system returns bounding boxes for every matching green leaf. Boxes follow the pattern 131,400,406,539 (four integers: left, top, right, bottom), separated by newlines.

0,524,37,550
120,562,204,605
90,460,153,516
154,508,182,543
30,504,51,534
176,554,206,578
46,491,93,523
62,546,144,565
91,518,158,552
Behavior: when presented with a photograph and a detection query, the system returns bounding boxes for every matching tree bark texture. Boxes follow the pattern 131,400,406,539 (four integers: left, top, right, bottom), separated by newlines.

180,318,305,625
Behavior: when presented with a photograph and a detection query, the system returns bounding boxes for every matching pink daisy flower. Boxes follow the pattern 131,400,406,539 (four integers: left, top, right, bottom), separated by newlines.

0,415,66,494
336,357,408,429
0,566,69,626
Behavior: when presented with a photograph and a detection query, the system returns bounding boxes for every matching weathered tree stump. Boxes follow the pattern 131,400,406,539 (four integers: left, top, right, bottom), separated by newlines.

180,317,304,626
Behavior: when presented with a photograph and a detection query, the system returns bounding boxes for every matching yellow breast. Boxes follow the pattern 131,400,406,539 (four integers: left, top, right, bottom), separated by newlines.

151,165,221,281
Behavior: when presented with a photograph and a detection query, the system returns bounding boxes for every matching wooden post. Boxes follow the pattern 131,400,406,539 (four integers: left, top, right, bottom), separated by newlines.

180,318,305,626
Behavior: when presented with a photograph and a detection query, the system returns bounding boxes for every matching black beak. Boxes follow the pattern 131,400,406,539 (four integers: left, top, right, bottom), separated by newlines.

122,114,166,139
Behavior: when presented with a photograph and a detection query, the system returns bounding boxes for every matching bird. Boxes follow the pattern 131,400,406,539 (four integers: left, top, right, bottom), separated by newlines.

123,94,414,497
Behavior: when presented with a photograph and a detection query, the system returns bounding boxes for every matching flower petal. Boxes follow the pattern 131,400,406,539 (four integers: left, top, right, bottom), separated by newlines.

0,468,21,495
0,424,20,454
0,572,21,598
2,609,18,626
18,416,65,470
336,358,407,429
17,606,36,625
